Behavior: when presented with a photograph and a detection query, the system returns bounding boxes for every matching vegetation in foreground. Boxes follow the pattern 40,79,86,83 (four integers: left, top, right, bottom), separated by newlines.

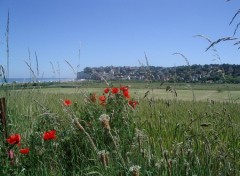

0,83,240,176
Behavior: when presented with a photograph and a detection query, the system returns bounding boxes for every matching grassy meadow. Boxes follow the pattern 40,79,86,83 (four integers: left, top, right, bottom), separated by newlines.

0,81,240,175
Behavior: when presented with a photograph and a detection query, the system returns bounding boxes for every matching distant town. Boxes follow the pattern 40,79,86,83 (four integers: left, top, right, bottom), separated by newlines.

77,64,240,83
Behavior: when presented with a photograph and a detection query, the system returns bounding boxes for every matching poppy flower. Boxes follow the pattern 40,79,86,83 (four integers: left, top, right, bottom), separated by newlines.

123,90,130,99
7,134,21,146
128,100,138,109
63,100,72,106
111,87,119,94
120,86,128,92
99,95,106,105
20,148,29,154
43,130,56,141
104,88,110,94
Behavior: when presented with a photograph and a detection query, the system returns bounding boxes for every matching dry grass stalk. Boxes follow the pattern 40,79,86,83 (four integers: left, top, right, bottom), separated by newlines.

205,37,237,51
0,65,7,83
62,102,99,153
98,150,109,168
65,59,77,76
50,61,56,77
92,70,110,86
109,130,126,168
99,114,126,168
233,22,240,36
73,118,98,153
194,34,223,63
24,61,37,82
35,51,39,77
135,129,145,152
229,9,240,26
163,150,172,176
5,11,10,78
28,48,32,80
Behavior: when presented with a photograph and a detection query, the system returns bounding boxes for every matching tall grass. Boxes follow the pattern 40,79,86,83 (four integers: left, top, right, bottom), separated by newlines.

5,10,9,79
0,84,239,175
172,53,195,102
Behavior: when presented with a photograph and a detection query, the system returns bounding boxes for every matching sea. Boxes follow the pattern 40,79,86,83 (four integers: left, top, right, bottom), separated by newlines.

0,78,75,84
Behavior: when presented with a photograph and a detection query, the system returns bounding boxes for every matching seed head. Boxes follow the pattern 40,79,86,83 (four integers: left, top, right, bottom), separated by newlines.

129,165,141,176
99,114,111,130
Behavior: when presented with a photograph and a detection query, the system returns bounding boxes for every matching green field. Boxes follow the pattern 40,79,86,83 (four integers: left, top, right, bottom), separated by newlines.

11,81,240,103
20,87,240,103
0,82,240,175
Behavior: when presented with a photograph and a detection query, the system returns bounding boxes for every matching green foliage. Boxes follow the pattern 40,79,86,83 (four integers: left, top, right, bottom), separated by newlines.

81,64,240,83
0,85,240,175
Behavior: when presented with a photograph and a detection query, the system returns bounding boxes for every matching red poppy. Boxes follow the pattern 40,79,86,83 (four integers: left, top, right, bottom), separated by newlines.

120,86,128,92
63,100,72,106
104,88,110,94
128,100,138,109
111,87,119,94
20,148,29,154
99,95,106,105
7,134,21,146
99,95,106,101
123,90,130,99
89,93,96,102
43,130,56,141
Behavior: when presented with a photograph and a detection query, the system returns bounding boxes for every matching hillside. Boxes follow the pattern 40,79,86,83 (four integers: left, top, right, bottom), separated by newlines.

77,64,240,83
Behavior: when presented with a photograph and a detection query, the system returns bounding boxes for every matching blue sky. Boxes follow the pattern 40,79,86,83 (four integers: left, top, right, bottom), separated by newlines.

0,0,239,78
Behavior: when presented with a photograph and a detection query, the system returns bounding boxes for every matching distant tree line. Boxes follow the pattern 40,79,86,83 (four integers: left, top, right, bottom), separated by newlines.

79,64,240,83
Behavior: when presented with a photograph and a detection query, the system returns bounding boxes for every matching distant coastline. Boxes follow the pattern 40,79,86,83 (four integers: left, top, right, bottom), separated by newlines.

0,78,75,83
